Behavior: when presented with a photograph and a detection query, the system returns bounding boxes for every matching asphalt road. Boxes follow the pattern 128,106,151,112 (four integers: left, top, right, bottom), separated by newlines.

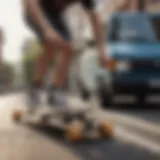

0,93,160,160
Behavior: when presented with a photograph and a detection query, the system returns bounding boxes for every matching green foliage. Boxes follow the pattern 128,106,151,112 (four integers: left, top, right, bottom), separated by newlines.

5,63,15,78
23,40,42,62
22,40,42,86
0,61,15,84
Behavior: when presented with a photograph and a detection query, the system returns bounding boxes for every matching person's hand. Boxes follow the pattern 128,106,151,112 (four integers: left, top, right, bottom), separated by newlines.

43,28,73,52
99,53,108,68
43,27,65,47
99,54,116,71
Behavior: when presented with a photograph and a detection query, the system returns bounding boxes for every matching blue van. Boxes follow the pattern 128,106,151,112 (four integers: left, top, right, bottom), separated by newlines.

98,12,160,106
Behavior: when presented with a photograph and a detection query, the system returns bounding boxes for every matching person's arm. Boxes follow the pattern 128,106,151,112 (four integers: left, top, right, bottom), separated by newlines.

23,0,69,48
23,0,54,33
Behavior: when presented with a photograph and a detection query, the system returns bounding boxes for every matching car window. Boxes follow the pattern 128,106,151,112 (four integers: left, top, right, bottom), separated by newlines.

150,16,160,41
108,14,157,42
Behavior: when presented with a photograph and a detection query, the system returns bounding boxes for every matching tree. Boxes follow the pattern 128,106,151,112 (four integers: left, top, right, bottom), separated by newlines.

22,39,42,87
0,61,15,90
0,27,14,90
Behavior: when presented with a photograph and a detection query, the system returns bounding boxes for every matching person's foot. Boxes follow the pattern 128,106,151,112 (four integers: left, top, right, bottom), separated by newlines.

48,87,69,109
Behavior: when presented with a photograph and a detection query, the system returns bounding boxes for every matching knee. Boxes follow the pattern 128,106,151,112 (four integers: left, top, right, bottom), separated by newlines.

43,44,55,56
63,45,75,58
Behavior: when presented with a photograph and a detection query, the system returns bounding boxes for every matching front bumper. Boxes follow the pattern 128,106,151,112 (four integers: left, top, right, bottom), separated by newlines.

111,71,160,93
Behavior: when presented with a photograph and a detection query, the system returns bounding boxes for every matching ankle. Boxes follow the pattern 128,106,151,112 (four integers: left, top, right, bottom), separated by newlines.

32,81,42,89
49,85,66,92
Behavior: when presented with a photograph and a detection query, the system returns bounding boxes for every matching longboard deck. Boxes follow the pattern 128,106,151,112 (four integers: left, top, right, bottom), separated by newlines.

12,108,114,141
12,94,114,141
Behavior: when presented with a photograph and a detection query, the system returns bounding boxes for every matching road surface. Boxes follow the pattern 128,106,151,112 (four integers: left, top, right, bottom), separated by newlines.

0,93,159,160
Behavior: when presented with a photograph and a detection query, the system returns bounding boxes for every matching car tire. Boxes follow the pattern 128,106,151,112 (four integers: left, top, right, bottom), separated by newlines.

137,93,146,105
98,88,112,108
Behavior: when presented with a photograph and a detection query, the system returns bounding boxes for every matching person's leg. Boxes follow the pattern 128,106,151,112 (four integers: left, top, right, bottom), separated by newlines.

29,44,56,105
25,15,56,87
33,44,55,86
52,45,74,88
48,45,74,106
25,15,58,105
50,16,74,89
48,18,74,107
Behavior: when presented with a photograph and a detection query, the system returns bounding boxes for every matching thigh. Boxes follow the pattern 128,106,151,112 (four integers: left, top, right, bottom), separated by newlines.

24,14,71,42
24,15,44,43
49,15,71,42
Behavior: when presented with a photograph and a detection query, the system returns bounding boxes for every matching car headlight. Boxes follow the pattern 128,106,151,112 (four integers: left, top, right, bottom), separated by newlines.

116,61,131,71
107,59,131,72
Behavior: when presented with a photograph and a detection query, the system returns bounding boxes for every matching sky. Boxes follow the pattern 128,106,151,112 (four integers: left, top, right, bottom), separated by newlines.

0,0,34,63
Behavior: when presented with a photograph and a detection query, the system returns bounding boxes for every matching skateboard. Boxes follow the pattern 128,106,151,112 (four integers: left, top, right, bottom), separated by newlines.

12,95,114,142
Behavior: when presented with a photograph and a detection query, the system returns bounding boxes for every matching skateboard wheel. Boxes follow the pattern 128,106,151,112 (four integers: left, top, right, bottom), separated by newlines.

12,110,23,122
99,122,114,138
65,121,84,142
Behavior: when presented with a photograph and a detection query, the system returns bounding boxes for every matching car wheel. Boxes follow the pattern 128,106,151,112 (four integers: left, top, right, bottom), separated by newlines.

98,88,112,108
137,93,146,106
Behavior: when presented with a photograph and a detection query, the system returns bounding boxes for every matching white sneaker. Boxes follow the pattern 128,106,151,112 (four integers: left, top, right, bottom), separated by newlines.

48,89,69,109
